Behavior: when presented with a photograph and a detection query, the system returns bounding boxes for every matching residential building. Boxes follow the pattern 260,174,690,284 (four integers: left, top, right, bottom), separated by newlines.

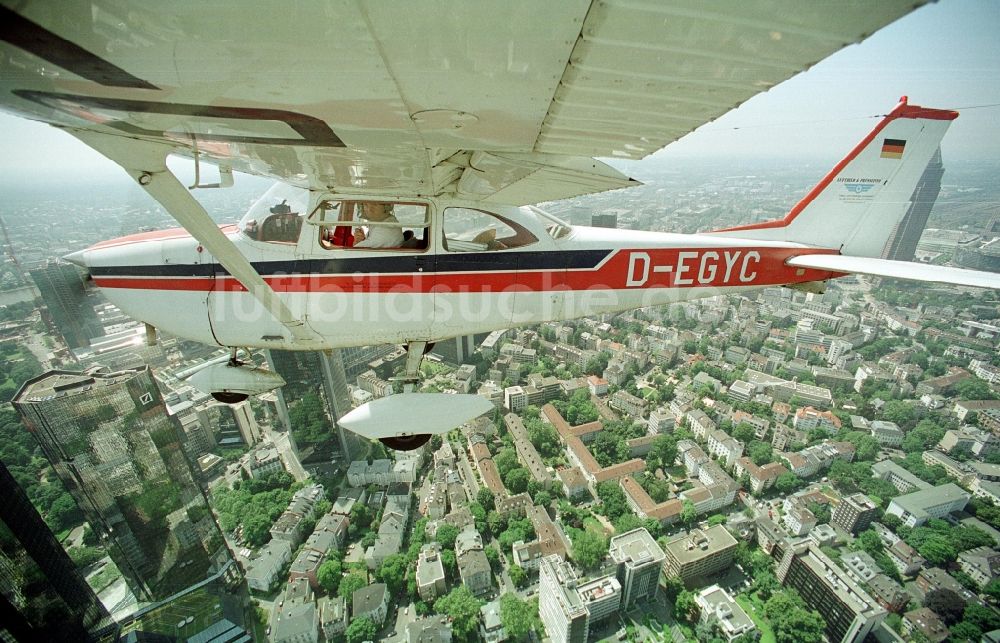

647,408,676,435
694,585,756,642
480,600,507,643
871,460,932,494
456,527,492,596
271,578,319,643
957,547,1000,587
727,379,754,403
885,483,970,527
686,410,716,440
833,493,879,535
902,608,948,643
793,406,842,433
707,428,743,466
869,420,904,447
319,596,348,639
504,413,551,488
886,540,925,577
609,528,666,608
734,458,787,494
416,543,447,601
776,541,887,643
916,567,979,605
610,389,648,419
587,375,609,396
783,502,816,537
557,467,589,500
866,574,909,613
923,448,975,482
504,385,528,412
352,583,389,628
663,526,738,588
246,539,293,593
406,615,453,643
346,458,417,486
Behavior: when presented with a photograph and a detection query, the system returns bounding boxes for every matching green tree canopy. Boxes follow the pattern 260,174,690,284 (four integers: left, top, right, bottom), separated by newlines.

499,593,540,641
433,586,483,642
345,616,377,643
570,529,608,570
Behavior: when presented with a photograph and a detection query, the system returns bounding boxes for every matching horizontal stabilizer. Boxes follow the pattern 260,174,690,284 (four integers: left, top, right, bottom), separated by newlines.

786,255,1000,289
340,393,494,440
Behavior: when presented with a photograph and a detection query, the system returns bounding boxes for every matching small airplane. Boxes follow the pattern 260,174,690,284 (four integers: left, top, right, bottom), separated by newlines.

1,2,997,450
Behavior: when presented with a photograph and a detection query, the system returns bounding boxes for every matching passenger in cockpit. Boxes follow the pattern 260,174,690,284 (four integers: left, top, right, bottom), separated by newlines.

354,203,403,248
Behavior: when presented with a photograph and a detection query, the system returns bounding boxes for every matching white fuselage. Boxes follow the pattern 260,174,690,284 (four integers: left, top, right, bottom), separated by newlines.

73,197,838,351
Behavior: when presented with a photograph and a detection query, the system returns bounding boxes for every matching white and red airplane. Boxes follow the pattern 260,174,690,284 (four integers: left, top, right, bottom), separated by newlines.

1,1,997,449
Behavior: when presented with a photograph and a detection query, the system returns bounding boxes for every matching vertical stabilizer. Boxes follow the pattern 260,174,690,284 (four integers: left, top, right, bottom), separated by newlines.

712,98,957,258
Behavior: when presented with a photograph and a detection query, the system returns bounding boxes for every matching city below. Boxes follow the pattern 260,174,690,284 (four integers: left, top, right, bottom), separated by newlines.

1,157,999,643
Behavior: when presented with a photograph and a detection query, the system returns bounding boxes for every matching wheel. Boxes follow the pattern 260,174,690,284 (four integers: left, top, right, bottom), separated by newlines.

211,391,249,404
379,434,431,451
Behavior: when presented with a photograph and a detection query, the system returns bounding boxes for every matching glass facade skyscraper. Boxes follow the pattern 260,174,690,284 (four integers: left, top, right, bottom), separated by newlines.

13,366,234,603
0,460,116,642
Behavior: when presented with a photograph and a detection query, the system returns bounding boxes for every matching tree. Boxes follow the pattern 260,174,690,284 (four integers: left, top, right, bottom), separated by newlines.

675,590,696,623
748,441,773,466
923,588,965,625
477,488,495,511
510,564,528,588
680,500,697,527
376,553,408,595
436,523,459,550
962,602,1000,633
650,434,679,469
504,468,530,494
500,593,539,641
441,549,457,579
662,575,684,601
571,529,608,570
950,621,983,641
434,587,483,641
345,616,377,643
317,558,343,594
984,579,1000,603
495,448,519,478
775,472,802,494
765,591,825,643
338,572,367,600
732,423,755,444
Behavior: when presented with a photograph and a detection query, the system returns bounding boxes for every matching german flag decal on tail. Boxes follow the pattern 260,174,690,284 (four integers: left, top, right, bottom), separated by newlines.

881,138,906,159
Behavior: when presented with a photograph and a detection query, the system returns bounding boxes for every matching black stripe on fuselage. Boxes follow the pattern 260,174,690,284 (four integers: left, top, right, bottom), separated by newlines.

88,249,614,278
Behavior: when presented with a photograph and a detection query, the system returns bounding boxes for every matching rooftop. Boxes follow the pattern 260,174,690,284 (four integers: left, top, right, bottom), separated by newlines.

664,525,737,564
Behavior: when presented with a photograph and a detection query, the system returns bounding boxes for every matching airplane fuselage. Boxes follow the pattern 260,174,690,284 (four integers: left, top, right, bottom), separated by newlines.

71,197,840,350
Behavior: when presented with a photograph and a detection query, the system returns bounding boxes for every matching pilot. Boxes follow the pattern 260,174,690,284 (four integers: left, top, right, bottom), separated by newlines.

354,203,403,248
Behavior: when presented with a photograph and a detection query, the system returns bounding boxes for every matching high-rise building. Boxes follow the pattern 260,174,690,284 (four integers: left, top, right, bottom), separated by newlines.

832,493,879,535
538,555,621,643
609,528,665,608
13,367,235,602
882,147,944,261
266,349,364,462
29,261,103,349
663,526,738,588
538,555,589,643
776,541,886,643
0,460,116,642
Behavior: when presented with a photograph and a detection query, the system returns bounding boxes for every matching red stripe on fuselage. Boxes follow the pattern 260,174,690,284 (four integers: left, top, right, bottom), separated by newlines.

91,247,840,293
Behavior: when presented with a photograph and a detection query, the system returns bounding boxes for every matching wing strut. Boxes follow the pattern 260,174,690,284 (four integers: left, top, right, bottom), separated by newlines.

67,129,322,345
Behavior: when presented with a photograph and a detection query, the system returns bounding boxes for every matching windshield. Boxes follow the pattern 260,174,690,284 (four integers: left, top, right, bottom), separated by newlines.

239,183,310,244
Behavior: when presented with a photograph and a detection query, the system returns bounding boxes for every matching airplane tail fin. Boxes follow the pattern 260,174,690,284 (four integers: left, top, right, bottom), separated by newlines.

712,97,957,258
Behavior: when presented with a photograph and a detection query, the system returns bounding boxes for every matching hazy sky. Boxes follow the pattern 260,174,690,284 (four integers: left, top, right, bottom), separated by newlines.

0,0,997,184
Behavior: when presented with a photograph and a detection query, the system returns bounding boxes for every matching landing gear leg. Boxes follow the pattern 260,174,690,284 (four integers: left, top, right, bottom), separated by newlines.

378,341,433,451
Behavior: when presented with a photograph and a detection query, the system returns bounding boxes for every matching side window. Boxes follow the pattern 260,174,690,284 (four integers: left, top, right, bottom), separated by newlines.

317,201,429,251
442,208,538,252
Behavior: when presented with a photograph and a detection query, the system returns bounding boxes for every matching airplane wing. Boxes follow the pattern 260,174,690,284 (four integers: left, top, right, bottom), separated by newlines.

0,0,926,205
787,254,1000,290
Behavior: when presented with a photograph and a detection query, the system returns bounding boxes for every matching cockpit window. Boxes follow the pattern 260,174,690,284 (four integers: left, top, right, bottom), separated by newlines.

314,201,429,251
240,183,309,244
442,208,537,252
